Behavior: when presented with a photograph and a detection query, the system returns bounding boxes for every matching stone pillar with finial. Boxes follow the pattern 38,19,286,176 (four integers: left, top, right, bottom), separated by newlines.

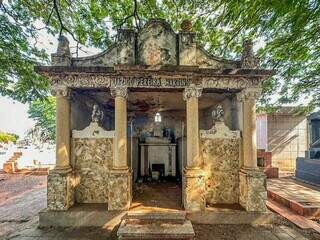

241,39,259,69
51,35,71,66
179,20,197,66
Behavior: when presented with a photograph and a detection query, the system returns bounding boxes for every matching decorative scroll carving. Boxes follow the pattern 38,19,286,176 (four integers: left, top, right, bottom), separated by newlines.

200,122,240,139
183,84,202,101
46,73,263,90
110,86,128,99
51,85,70,98
236,88,262,102
202,77,262,89
50,74,112,88
72,122,115,139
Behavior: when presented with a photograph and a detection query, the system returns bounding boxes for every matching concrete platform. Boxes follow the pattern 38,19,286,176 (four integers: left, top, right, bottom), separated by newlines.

187,206,274,225
40,204,274,228
268,178,320,219
39,204,126,228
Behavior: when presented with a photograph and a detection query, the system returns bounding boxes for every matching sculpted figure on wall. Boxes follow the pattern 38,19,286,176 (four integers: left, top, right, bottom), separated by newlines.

212,104,224,123
91,104,104,124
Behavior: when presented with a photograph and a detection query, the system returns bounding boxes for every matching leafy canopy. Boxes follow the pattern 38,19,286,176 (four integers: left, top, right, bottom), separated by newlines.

1,0,319,111
27,96,56,141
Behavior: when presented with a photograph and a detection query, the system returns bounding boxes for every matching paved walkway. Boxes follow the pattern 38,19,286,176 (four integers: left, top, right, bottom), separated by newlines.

268,178,320,204
0,174,320,239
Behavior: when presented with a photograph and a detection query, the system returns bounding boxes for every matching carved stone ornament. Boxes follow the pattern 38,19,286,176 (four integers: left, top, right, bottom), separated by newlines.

110,86,128,99
91,104,104,124
241,40,259,69
50,85,70,98
212,104,224,122
72,122,115,139
183,84,202,101
236,88,262,102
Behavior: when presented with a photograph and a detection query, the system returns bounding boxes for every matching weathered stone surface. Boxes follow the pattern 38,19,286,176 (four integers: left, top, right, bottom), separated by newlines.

239,169,267,212
182,169,205,211
73,138,113,203
47,171,75,210
196,47,237,69
200,122,241,204
138,19,177,66
108,169,132,210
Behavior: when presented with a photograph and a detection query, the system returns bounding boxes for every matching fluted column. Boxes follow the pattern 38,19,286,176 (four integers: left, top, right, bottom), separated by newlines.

183,84,203,169
111,86,128,170
52,86,71,172
237,88,261,170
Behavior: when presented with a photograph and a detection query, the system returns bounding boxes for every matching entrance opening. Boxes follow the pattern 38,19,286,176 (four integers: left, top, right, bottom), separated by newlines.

73,88,234,211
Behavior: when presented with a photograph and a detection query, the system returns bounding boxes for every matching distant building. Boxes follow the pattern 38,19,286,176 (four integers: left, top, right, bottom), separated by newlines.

257,107,308,172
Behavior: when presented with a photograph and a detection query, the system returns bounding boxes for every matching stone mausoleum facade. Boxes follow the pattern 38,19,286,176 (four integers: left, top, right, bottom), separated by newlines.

36,19,274,215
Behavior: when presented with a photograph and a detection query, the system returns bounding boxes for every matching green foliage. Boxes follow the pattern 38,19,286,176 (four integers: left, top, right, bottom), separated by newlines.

0,2,49,102
0,132,18,143
28,96,56,141
1,0,319,111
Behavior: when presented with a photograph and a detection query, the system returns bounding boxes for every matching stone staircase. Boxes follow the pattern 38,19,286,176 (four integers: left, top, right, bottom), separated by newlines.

117,211,195,239
3,152,22,173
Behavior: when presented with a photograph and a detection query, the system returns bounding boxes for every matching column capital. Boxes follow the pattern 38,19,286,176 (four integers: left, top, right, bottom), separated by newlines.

183,84,202,101
51,85,71,98
110,86,128,99
237,88,261,102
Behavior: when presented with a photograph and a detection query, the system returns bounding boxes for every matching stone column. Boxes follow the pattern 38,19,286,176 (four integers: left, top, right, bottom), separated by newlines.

237,88,267,212
239,88,260,170
111,86,128,169
182,84,205,211
47,85,74,211
183,84,202,169
53,86,72,172
108,86,132,210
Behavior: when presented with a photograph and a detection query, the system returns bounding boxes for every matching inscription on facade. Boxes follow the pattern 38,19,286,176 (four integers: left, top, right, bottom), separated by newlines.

111,77,192,88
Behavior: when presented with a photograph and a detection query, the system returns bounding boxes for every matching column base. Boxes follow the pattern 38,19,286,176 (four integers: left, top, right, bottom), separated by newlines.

108,169,132,210
182,168,205,211
47,171,75,211
239,168,267,212
51,165,72,174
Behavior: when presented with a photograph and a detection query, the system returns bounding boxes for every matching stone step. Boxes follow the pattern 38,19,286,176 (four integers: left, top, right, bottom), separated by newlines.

268,189,320,219
117,218,195,239
126,211,186,221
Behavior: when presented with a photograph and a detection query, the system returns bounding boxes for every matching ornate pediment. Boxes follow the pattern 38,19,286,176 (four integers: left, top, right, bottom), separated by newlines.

138,19,177,65
55,19,242,69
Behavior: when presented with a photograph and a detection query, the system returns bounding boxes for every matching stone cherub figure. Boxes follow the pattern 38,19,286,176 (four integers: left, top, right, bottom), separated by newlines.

91,104,104,124
212,104,224,123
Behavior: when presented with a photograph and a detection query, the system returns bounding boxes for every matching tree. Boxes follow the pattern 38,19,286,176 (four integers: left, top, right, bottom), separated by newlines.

0,132,18,144
27,96,56,141
1,0,319,111
0,2,49,102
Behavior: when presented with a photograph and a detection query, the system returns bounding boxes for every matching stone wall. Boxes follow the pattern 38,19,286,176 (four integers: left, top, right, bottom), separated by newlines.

200,122,241,205
72,123,114,204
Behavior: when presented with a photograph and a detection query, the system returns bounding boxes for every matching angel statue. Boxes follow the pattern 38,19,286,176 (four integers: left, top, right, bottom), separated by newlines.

212,104,224,123
91,104,104,124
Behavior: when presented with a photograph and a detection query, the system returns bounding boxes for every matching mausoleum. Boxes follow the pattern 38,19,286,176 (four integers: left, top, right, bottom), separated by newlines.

36,19,274,227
